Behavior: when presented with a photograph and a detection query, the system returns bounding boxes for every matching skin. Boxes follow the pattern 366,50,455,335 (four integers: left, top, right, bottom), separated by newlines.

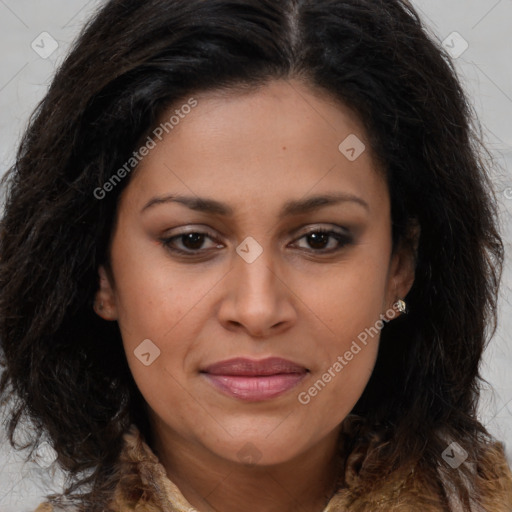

94,78,417,512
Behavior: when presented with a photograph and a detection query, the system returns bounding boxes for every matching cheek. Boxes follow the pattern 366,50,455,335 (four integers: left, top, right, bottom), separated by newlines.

114,273,215,378
297,301,382,423
109,247,226,398
109,236,205,340
293,245,389,408
299,243,390,339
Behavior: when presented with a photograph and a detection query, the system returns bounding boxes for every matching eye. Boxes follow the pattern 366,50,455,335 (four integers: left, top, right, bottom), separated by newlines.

160,230,223,255
160,226,353,258
291,228,352,253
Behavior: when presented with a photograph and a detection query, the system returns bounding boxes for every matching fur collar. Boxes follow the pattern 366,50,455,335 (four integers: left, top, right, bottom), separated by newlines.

37,421,512,512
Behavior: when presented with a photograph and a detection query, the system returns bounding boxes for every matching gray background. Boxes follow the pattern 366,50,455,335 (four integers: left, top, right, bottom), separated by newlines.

0,1,511,510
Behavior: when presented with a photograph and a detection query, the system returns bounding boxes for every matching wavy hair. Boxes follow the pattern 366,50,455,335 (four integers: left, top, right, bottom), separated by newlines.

0,0,505,509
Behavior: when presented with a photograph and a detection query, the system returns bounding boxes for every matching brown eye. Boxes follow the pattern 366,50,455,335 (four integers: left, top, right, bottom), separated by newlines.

305,232,330,250
293,229,352,253
161,230,223,256
180,233,207,250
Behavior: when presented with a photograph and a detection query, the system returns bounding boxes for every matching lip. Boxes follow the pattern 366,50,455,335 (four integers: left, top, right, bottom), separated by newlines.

201,357,308,401
202,357,308,376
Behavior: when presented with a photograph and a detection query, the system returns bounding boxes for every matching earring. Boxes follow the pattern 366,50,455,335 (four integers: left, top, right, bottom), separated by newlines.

96,301,104,311
395,299,407,314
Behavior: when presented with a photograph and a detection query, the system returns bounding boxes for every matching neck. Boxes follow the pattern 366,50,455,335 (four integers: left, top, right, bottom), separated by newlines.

149,420,344,512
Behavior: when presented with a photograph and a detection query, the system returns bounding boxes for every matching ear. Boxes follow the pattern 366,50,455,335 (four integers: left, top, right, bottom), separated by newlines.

385,220,420,317
93,264,118,321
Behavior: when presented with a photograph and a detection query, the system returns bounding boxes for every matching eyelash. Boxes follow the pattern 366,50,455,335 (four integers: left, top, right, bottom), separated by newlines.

160,227,352,257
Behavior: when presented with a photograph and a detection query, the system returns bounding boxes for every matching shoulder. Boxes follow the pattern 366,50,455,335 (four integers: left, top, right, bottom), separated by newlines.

467,440,512,511
327,437,512,511
437,440,512,512
34,501,80,512
35,503,81,512
35,504,54,512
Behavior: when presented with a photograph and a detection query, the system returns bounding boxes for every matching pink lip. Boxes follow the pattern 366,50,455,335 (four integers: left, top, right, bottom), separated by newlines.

201,357,308,401
202,357,308,376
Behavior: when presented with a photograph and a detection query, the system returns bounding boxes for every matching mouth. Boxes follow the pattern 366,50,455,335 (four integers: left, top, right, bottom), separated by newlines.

200,357,309,401
201,356,308,376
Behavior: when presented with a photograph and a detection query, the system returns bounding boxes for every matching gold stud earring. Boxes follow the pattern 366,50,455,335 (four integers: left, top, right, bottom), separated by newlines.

395,299,407,314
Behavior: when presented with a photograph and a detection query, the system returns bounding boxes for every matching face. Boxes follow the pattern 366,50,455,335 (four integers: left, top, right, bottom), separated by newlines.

94,79,416,466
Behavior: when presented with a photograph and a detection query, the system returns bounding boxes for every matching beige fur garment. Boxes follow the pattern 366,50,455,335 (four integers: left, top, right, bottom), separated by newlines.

35,423,512,512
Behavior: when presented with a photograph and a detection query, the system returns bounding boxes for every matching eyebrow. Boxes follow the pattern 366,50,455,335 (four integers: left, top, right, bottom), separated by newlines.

141,192,369,217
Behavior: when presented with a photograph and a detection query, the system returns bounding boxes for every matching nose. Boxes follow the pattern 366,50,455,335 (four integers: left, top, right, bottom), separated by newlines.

217,245,297,338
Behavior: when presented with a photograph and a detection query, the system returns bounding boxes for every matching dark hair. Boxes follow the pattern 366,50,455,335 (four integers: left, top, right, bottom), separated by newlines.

0,0,505,509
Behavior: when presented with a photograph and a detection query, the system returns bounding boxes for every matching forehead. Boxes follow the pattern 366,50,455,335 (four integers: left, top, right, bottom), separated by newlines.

118,79,389,220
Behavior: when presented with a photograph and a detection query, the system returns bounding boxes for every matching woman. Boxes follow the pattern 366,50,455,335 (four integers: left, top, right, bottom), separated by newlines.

1,0,511,510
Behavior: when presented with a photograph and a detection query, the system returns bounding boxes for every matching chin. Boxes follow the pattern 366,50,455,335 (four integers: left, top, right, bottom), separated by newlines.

204,432,307,467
